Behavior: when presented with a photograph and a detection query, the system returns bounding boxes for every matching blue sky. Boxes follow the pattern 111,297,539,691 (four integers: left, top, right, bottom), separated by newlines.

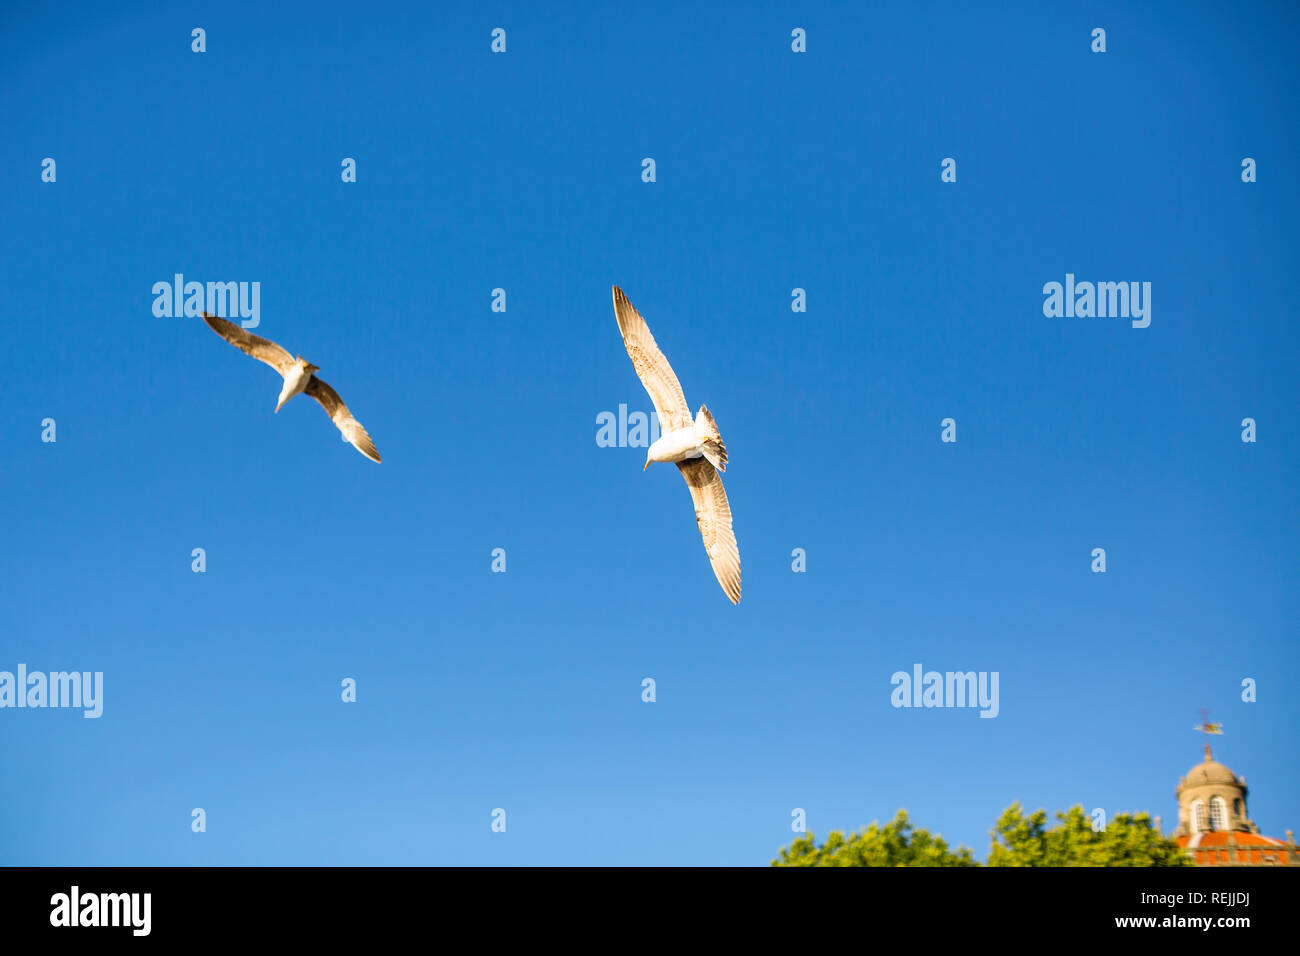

1,0,1296,865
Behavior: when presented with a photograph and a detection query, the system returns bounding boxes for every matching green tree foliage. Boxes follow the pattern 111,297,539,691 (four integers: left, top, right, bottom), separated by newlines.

772,810,978,867
773,804,1192,867
987,803,1192,867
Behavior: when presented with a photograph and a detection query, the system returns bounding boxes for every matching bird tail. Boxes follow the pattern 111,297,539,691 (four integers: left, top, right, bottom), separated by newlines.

695,405,727,473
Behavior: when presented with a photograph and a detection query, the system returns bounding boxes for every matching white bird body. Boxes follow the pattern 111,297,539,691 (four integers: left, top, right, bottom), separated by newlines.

647,411,728,472
647,426,706,464
275,358,317,412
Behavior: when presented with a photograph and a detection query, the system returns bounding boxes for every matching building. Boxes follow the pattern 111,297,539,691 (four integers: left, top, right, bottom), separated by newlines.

1170,745,1297,866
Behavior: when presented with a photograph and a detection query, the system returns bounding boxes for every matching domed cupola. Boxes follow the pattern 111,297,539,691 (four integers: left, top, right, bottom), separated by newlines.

1174,744,1257,837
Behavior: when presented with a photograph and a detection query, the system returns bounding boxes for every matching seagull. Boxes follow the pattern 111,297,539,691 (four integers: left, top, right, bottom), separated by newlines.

612,286,740,604
200,312,381,463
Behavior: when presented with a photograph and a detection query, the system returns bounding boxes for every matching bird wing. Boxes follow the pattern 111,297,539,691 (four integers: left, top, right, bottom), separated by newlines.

304,376,382,463
612,286,695,432
676,458,741,604
201,312,295,375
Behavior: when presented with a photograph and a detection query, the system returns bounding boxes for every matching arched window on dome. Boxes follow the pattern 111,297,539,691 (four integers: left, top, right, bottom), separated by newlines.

1192,800,1207,832
1209,796,1227,831
1233,797,1242,820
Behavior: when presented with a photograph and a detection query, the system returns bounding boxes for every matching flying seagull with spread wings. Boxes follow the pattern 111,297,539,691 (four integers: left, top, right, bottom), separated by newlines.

200,313,381,463
612,286,740,604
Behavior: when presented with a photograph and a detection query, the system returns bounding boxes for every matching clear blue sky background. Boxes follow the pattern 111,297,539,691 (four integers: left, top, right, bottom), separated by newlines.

2,0,1296,866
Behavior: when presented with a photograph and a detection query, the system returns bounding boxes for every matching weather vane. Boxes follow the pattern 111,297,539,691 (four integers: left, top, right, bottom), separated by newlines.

1193,707,1223,759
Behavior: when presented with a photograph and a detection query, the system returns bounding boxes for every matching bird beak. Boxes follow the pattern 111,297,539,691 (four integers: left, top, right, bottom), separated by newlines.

643,461,650,471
